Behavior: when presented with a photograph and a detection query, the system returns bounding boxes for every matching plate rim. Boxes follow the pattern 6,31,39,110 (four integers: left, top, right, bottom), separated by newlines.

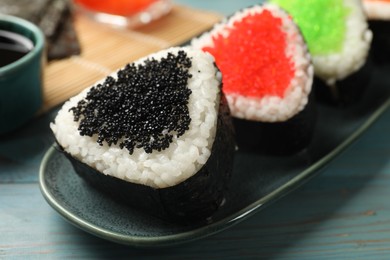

39,98,390,247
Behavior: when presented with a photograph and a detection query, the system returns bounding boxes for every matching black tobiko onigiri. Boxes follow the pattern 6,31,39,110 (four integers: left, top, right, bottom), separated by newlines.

51,47,235,223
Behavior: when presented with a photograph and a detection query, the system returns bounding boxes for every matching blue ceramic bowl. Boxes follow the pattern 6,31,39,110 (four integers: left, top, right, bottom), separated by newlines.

0,15,45,135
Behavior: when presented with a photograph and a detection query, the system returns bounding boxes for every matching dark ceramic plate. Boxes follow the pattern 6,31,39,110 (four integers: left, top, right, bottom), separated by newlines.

39,64,390,247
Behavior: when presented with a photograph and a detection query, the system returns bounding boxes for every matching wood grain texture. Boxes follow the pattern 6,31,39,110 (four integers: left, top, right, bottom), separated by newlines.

41,5,222,112
1,108,389,259
1,0,390,258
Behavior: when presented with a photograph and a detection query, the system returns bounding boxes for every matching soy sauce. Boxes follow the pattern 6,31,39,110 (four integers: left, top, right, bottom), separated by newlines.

0,30,34,68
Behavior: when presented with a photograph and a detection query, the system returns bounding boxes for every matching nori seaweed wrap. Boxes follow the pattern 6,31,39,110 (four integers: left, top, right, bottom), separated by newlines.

51,47,235,223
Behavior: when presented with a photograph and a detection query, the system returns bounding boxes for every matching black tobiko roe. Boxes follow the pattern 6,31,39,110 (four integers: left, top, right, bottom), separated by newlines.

69,51,193,154
59,50,236,223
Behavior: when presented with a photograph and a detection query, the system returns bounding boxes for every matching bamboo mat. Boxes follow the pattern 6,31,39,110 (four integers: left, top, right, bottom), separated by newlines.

42,5,222,112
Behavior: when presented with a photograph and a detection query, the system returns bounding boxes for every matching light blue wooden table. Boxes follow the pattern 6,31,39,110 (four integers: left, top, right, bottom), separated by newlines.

1,0,390,259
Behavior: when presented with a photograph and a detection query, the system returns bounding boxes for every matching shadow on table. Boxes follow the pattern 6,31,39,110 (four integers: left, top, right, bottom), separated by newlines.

0,109,58,181
54,108,389,259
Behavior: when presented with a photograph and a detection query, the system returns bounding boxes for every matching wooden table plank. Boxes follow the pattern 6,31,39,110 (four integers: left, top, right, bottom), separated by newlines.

1,109,389,259
1,0,390,258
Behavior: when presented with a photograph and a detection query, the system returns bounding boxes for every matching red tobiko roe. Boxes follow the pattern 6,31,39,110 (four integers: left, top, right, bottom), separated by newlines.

203,10,295,99
75,0,157,16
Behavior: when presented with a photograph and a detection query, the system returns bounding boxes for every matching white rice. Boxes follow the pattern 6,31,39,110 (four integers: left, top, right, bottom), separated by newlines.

312,0,372,86
191,4,313,122
51,47,221,189
363,0,390,20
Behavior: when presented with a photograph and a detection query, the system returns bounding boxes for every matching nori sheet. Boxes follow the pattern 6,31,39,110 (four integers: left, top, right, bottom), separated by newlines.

314,56,373,106
233,90,317,156
0,0,81,60
58,94,236,224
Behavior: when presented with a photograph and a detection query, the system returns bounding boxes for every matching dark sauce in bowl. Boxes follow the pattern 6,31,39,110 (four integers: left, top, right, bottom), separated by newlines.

0,29,33,68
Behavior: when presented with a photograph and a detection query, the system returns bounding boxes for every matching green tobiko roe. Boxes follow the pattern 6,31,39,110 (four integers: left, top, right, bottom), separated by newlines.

271,0,350,55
